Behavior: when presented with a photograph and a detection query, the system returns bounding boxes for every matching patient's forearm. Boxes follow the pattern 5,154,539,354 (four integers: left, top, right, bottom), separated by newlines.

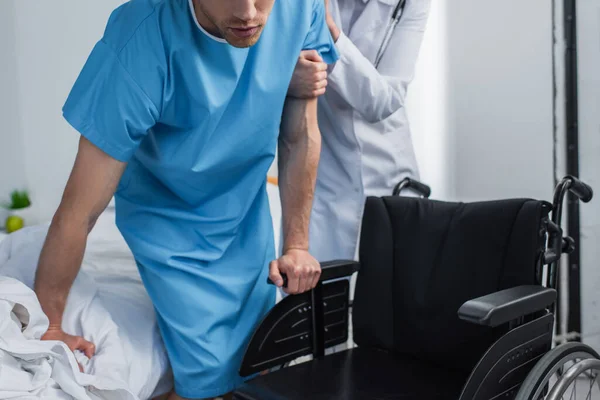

34,211,91,328
278,97,321,252
34,136,125,332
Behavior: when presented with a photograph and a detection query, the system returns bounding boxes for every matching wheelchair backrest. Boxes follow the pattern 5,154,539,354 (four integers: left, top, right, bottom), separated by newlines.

353,196,550,373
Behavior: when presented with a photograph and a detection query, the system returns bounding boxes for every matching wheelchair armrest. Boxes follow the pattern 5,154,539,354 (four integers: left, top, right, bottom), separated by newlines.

458,285,556,328
267,260,359,286
320,260,360,282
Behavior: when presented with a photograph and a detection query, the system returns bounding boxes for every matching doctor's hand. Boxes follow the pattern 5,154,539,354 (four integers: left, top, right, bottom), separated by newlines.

269,249,321,295
42,325,95,372
287,50,328,99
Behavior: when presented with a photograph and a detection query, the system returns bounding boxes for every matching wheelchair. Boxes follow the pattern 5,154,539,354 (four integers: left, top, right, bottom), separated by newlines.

234,176,598,400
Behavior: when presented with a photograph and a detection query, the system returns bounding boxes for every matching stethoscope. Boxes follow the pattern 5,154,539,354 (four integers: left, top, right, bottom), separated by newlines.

374,0,407,68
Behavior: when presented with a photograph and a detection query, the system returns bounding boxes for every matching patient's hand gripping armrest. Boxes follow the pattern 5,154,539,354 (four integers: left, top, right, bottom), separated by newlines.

267,260,359,287
458,285,557,328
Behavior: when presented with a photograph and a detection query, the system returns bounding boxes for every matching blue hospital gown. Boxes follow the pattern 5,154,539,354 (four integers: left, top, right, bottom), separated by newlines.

62,0,338,397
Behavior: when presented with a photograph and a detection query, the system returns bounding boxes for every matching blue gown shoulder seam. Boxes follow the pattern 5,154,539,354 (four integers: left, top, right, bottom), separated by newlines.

114,7,159,55
99,38,162,116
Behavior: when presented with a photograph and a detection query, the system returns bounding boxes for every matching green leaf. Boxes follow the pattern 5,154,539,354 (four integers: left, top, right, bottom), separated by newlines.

8,190,31,210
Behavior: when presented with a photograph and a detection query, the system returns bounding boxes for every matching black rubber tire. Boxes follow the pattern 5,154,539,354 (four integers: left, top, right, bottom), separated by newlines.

516,342,600,400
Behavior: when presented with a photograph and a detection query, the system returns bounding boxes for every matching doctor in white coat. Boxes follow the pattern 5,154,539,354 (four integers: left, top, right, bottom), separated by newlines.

288,0,432,262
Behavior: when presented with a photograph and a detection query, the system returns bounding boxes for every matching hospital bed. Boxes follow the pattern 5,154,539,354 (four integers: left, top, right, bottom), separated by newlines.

0,179,282,400
233,175,599,400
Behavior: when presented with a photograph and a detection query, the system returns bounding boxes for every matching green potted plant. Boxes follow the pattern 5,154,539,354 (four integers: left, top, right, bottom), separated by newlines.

2,190,32,232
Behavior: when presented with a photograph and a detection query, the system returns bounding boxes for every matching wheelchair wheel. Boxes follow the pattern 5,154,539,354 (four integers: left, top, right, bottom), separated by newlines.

545,357,600,399
515,342,600,400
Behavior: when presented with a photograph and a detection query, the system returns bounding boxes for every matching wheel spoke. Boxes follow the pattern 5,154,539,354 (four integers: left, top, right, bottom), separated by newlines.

570,378,575,400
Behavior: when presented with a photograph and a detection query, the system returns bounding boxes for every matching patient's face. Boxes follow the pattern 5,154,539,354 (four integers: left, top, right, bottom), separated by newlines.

195,0,276,48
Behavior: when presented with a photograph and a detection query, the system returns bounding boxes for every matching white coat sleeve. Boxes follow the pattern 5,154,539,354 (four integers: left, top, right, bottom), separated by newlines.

327,0,431,123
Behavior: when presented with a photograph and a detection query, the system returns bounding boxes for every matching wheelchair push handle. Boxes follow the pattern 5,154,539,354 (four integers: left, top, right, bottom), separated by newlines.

393,178,431,198
565,175,593,203
546,175,594,290
551,175,594,229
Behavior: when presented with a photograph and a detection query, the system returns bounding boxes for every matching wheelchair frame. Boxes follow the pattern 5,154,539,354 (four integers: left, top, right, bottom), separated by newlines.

236,175,594,400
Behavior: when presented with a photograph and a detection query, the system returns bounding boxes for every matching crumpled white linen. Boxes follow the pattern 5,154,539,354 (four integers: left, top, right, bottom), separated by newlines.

0,273,138,399
0,221,171,400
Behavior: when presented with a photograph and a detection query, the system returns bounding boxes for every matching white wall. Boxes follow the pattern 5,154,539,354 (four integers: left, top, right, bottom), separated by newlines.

407,1,452,200
446,0,555,202
0,1,27,201
577,0,600,351
0,0,125,224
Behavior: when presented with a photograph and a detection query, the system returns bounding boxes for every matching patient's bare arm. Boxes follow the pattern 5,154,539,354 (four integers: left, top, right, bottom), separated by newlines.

35,136,126,358
269,97,322,295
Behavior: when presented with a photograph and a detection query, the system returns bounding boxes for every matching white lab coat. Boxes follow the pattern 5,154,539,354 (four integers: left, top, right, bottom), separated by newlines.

309,0,432,262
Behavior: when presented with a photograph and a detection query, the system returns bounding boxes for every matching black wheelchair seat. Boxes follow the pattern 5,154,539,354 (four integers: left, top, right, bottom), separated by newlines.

235,347,467,400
